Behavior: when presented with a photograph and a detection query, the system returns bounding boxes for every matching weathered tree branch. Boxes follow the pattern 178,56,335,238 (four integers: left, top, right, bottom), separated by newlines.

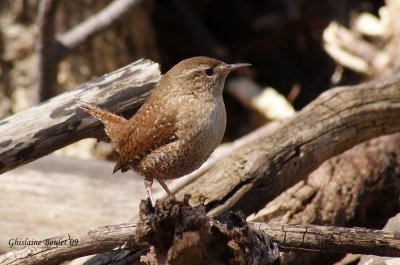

2,66,400,220
358,212,400,264
250,133,400,226
0,59,160,173
175,74,400,216
82,134,399,264
0,223,146,265
2,220,400,265
262,223,400,257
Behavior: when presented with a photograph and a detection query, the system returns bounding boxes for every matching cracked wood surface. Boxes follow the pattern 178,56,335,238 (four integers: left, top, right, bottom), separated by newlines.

2,221,400,265
174,75,400,216
2,60,399,220
0,59,161,174
250,133,400,226
1,61,400,264
261,223,400,257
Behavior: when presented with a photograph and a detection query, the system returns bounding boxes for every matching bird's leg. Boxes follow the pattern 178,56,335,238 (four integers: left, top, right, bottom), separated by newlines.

144,177,155,205
157,179,177,200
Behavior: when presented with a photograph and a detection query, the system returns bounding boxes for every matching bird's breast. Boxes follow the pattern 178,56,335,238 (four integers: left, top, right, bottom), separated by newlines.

176,96,226,164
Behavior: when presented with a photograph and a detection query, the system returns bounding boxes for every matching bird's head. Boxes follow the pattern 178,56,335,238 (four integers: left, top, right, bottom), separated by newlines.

164,56,251,98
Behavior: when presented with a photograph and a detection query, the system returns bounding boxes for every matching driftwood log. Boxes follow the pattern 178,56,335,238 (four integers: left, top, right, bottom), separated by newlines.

3,134,399,263
2,199,400,265
0,58,161,173
1,61,400,217
177,74,400,217
1,60,400,263
245,132,400,264
251,132,400,226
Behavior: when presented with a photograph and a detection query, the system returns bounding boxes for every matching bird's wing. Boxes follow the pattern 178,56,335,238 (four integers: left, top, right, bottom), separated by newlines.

113,98,178,173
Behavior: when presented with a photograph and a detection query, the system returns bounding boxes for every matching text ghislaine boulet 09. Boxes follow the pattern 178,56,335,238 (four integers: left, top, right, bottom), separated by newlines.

8,234,78,248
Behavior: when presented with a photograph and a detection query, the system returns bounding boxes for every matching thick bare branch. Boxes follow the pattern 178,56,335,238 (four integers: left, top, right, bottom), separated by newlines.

261,223,400,257
0,223,146,265
174,74,400,216
250,133,400,226
0,59,161,174
359,212,400,264
2,66,400,219
2,220,400,265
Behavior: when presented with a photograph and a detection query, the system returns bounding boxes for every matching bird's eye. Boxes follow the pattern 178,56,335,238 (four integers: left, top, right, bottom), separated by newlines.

204,68,213,77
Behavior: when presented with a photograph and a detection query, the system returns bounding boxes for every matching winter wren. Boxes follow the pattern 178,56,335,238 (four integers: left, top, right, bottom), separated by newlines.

79,56,251,204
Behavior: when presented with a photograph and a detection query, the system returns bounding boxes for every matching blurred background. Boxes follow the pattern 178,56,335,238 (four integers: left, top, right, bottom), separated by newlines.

1,0,400,264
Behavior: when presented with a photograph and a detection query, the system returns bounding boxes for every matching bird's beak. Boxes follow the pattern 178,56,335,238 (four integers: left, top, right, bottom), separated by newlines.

226,63,251,72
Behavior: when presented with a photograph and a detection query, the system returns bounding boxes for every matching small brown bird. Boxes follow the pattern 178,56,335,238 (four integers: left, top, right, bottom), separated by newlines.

79,56,250,204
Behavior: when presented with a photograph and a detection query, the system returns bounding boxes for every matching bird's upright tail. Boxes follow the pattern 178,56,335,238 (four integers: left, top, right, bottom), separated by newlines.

78,101,127,152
